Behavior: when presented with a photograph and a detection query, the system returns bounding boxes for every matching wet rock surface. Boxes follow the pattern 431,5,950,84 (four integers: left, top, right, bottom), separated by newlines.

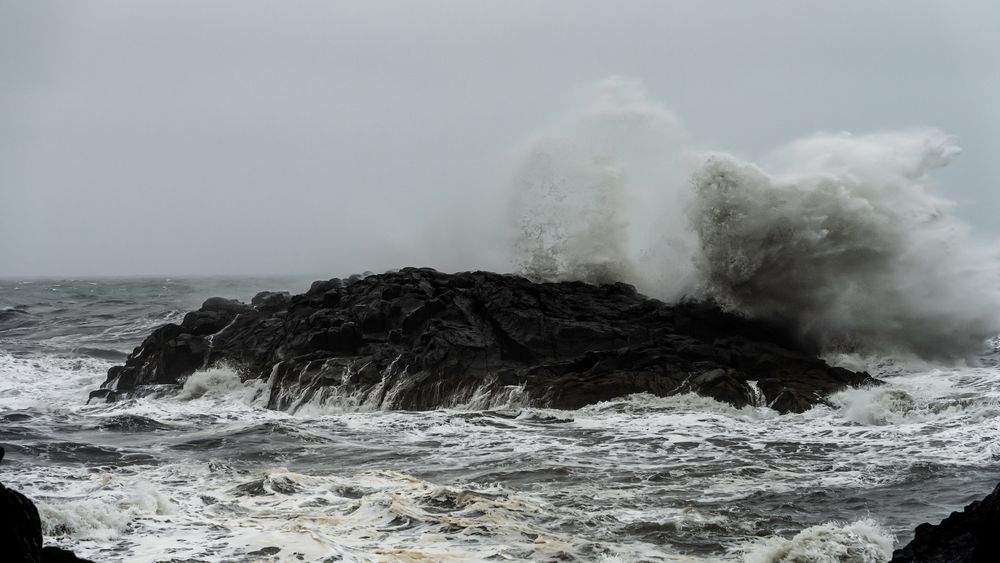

93,269,876,413
892,481,1000,562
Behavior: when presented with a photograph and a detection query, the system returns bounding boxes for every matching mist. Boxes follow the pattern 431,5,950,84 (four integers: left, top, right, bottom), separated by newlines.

1,1,998,278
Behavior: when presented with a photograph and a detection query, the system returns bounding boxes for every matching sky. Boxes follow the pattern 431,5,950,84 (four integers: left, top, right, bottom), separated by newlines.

1,1,998,277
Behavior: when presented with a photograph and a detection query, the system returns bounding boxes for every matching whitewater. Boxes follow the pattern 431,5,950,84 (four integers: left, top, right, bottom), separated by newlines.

3,78,1000,562
1,278,999,562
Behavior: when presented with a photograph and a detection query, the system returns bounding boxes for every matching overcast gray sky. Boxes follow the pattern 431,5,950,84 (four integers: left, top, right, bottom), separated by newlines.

1,1,997,277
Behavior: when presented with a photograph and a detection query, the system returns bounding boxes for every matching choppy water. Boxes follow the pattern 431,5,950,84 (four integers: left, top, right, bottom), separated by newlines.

1,278,998,562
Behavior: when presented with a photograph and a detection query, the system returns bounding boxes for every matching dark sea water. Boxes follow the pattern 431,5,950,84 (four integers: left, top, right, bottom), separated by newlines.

1,277,998,562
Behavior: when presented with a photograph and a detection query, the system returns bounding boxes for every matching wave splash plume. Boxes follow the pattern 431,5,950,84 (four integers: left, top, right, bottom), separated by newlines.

741,518,895,563
511,77,1000,357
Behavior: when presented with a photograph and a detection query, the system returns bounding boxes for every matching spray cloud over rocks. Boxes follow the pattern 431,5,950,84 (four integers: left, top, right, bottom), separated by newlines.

511,77,697,299
510,77,1000,358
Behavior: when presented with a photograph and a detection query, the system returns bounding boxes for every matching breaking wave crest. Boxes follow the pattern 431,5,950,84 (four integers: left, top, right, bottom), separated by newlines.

510,77,1000,357
177,367,247,400
741,518,895,563
38,483,174,541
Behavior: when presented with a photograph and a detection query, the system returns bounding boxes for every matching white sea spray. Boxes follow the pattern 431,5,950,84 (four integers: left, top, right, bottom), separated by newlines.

509,77,1000,358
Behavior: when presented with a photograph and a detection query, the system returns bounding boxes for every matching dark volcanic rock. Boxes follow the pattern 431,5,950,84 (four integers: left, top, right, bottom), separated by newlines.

892,482,1000,562
93,269,876,413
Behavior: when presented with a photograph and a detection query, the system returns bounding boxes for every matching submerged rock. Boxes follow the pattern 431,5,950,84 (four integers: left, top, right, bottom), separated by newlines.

892,481,1000,562
93,269,875,413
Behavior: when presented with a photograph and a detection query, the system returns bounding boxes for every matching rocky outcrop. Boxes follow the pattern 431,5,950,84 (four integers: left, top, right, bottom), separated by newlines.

892,481,1000,562
91,268,876,413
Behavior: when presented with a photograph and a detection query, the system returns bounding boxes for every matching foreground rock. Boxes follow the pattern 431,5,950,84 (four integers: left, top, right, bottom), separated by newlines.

892,481,1000,562
1,449,93,563
92,269,875,413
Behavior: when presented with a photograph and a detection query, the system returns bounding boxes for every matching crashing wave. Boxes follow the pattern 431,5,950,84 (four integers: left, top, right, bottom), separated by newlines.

741,518,895,563
510,77,1000,358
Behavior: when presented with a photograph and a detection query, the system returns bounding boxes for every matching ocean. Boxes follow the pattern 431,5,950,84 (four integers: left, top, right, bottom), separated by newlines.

1,277,999,562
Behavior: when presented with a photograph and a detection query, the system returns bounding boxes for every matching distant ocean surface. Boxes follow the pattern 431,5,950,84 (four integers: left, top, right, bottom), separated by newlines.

2,277,999,562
